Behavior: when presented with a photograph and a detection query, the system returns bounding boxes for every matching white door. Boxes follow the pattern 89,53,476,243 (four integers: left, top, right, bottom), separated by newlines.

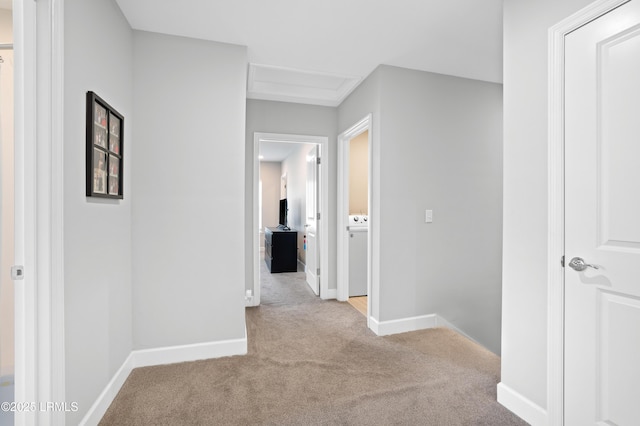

305,146,319,295
565,1,640,424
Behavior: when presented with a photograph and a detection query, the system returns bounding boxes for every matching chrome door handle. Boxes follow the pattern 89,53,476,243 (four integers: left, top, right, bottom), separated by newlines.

568,257,599,272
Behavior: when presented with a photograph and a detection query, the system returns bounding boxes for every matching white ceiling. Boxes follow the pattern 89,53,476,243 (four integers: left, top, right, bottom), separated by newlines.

115,0,503,105
260,141,313,163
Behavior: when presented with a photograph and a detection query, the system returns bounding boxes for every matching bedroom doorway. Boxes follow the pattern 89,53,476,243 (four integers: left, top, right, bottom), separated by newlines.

251,132,330,306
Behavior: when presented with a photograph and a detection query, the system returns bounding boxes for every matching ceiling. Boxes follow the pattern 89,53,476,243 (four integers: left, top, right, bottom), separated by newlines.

114,0,503,106
259,141,314,163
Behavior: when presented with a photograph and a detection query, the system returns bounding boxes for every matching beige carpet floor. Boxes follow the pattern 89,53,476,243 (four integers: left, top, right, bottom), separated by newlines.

100,262,528,425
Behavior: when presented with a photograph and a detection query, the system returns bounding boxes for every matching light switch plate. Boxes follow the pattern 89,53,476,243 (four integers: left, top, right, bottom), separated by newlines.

425,210,433,223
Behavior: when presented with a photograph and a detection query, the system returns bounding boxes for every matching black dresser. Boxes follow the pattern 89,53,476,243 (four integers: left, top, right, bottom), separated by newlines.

265,227,298,273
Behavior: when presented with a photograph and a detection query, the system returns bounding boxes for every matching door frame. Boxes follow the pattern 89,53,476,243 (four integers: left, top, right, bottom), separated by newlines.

547,1,629,424
337,114,372,323
14,0,66,424
252,132,329,306
304,145,320,295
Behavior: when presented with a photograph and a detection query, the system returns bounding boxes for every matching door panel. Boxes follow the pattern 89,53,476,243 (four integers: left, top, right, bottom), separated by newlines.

305,146,319,295
565,1,640,424
599,24,640,249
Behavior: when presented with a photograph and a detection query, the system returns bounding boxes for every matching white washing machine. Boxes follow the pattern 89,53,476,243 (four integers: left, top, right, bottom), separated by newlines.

348,215,368,297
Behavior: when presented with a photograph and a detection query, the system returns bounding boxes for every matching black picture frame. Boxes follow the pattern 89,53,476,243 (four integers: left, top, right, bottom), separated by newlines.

86,91,124,199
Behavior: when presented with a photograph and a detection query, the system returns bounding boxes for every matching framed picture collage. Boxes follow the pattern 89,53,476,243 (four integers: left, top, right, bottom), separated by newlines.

86,91,124,199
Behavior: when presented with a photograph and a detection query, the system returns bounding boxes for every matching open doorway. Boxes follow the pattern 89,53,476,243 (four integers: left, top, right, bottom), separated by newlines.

337,115,372,322
251,133,329,306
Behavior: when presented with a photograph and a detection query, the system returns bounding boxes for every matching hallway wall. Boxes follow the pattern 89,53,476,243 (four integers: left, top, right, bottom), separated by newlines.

501,0,596,419
132,31,248,349
63,0,133,423
379,66,503,354
245,100,338,293
339,66,503,354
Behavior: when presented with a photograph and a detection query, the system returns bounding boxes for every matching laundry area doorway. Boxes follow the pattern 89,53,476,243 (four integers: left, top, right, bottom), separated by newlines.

337,115,372,321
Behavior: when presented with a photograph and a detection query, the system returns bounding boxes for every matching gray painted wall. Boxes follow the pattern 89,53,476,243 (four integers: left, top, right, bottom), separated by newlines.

378,66,503,354
502,0,595,410
339,66,503,354
245,100,338,292
64,0,133,423
132,31,247,349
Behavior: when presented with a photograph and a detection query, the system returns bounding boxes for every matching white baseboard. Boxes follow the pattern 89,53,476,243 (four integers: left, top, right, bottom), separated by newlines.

497,382,548,426
368,313,485,349
80,332,247,425
369,313,438,336
132,335,247,368
79,353,135,426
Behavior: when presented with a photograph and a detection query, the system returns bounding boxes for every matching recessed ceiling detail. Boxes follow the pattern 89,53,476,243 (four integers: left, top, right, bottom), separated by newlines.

247,64,362,107
115,0,503,100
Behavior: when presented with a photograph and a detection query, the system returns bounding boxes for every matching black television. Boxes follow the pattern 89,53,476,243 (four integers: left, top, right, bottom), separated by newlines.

278,198,288,229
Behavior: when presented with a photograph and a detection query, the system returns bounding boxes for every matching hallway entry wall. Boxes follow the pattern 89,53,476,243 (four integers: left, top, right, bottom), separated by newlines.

64,0,134,423
338,65,503,354
245,100,338,295
500,0,599,423
132,31,248,350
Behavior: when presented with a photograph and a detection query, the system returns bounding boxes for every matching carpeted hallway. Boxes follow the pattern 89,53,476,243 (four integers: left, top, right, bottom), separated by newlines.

100,261,528,425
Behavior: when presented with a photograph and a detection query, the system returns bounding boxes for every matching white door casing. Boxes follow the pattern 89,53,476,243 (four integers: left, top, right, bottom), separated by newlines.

565,1,640,424
305,146,319,295
12,0,66,424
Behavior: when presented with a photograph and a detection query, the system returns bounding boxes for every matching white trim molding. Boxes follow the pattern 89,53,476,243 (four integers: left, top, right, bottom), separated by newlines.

12,1,38,424
78,353,135,426
369,314,438,336
247,63,362,107
132,336,247,368
547,1,629,425
497,383,548,426
368,313,477,342
79,332,248,425
13,0,66,424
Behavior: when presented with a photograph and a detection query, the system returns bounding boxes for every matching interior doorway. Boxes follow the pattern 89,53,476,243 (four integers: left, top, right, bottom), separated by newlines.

251,132,329,306
337,115,372,322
